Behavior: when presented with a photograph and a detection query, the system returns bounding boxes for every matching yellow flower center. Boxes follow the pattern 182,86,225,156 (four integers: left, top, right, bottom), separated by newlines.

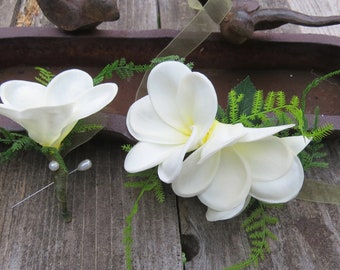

201,120,219,145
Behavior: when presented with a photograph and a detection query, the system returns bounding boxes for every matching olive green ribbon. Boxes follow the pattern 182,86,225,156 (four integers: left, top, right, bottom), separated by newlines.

297,179,340,204
135,0,233,99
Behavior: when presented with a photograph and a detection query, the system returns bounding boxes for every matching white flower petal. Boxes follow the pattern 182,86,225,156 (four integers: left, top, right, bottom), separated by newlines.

177,72,217,136
233,136,293,181
0,105,22,124
18,104,76,147
158,126,200,183
0,92,79,148
239,124,294,142
198,148,251,211
0,69,118,148
147,61,192,130
200,122,246,162
0,81,46,109
172,148,220,197
70,83,117,121
127,96,188,144
280,136,311,155
250,155,305,203
46,69,94,105
206,196,251,221
49,121,78,148
124,142,176,173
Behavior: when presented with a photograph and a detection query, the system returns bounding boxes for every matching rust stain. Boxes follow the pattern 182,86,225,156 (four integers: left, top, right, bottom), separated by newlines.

16,0,40,27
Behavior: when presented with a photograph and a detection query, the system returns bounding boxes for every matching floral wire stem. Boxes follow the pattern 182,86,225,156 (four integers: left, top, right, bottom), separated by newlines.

42,147,72,222
54,163,71,222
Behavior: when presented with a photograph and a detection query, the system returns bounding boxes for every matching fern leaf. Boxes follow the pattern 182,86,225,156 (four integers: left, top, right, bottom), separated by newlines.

264,91,276,111
34,67,55,86
304,123,333,142
251,90,264,114
225,201,280,270
93,55,193,85
301,69,340,113
227,90,243,124
122,167,165,270
0,131,39,162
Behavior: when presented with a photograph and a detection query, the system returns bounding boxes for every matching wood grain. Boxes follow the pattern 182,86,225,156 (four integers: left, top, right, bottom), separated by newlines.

0,139,182,270
179,138,340,270
0,1,339,270
0,0,21,27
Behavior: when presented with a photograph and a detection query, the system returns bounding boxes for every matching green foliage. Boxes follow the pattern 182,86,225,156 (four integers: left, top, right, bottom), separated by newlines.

121,144,133,152
301,69,340,114
299,142,329,170
0,128,39,162
122,167,165,270
150,55,194,69
225,200,282,270
34,67,55,86
35,55,193,87
93,55,193,85
217,76,334,173
227,76,257,119
220,88,302,130
93,58,150,85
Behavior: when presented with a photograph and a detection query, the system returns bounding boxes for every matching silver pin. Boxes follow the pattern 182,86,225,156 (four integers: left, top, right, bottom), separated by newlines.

11,159,92,209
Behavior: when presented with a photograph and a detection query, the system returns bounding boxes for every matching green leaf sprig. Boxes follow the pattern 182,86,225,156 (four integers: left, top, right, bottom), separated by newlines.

93,55,193,85
226,200,282,270
121,158,165,270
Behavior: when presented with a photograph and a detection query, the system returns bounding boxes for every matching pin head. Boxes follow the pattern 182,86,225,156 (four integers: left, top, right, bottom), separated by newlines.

48,160,60,171
77,159,92,171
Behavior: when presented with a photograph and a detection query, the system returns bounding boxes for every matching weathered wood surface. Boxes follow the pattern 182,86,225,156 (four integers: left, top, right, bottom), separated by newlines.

180,138,340,270
0,139,183,270
0,1,339,270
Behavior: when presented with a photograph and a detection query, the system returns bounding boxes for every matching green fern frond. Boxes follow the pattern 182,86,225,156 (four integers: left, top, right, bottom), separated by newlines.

93,55,193,85
303,123,333,142
299,141,329,170
122,167,165,270
251,90,264,114
275,91,286,107
227,90,244,123
71,122,103,134
153,180,166,203
263,91,276,111
0,129,39,162
301,69,340,113
225,201,281,270
121,144,133,153
93,58,149,84
150,55,194,69
34,67,55,86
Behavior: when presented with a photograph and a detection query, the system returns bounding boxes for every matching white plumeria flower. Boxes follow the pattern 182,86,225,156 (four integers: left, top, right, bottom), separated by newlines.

172,122,311,221
0,69,118,149
124,61,217,183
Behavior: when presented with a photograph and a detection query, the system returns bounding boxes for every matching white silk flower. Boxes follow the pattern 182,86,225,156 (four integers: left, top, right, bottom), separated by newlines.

172,122,311,221
124,61,218,183
0,69,118,149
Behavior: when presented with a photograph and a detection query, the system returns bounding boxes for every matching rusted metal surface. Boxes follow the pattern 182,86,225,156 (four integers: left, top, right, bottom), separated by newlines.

0,28,339,134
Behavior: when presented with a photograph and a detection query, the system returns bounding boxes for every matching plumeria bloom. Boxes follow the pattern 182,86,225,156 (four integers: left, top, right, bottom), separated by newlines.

0,69,117,149
172,122,311,221
124,61,218,183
